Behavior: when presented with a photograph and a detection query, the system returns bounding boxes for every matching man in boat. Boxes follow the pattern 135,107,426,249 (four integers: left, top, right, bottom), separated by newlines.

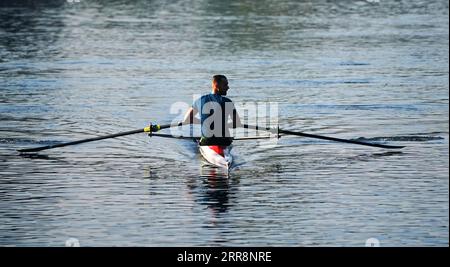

182,75,242,146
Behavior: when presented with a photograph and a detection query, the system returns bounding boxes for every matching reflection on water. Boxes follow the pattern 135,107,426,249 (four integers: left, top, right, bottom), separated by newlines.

0,0,448,246
190,167,236,215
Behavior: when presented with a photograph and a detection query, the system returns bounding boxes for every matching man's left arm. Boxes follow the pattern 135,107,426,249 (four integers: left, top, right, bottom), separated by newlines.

227,101,242,128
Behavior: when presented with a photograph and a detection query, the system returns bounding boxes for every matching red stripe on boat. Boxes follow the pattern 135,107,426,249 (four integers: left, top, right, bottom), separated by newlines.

209,145,225,156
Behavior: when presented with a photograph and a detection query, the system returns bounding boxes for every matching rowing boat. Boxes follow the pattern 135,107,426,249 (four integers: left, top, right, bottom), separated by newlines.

198,144,233,170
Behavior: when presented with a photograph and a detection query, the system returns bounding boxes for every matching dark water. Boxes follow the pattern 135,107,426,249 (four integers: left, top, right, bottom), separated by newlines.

0,0,448,246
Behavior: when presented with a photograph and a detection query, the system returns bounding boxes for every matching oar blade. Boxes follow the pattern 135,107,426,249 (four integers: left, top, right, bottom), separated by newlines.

365,144,405,149
18,146,51,153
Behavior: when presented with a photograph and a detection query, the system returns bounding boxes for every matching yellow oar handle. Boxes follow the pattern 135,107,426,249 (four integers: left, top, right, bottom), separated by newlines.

144,124,162,133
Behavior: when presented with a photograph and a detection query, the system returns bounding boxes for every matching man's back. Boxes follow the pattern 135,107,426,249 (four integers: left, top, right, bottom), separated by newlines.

182,75,241,146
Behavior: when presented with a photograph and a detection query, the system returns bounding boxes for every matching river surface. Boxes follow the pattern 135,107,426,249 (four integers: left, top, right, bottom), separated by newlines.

0,0,448,246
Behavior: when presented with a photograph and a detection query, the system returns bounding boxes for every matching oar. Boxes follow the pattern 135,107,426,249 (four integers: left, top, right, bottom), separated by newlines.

149,133,272,141
243,124,405,149
17,122,183,153
149,133,199,140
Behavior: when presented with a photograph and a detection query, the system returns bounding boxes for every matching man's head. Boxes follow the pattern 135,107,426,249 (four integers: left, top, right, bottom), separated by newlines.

212,75,229,96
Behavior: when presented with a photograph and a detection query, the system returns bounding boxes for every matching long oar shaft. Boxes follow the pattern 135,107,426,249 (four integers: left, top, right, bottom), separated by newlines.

149,133,272,141
18,128,145,153
243,124,404,149
18,122,183,153
149,133,198,140
279,129,405,149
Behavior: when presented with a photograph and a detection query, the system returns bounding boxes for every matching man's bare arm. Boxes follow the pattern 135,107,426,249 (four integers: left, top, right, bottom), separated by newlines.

232,109,243,128
182,107,200,125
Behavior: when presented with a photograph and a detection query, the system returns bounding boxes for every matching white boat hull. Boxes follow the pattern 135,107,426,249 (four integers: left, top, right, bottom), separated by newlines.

199,145,233,169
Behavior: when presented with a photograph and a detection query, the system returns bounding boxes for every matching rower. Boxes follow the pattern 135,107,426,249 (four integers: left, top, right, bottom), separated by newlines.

182,75,242,146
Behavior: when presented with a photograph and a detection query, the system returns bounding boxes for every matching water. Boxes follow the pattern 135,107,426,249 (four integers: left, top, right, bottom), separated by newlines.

0,0,448,246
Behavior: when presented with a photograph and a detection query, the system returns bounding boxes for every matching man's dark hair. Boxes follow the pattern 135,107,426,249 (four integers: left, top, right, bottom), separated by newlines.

213,75,227,83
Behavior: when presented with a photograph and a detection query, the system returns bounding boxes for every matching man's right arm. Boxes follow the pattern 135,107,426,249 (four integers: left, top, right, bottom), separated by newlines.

182,107,200,125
